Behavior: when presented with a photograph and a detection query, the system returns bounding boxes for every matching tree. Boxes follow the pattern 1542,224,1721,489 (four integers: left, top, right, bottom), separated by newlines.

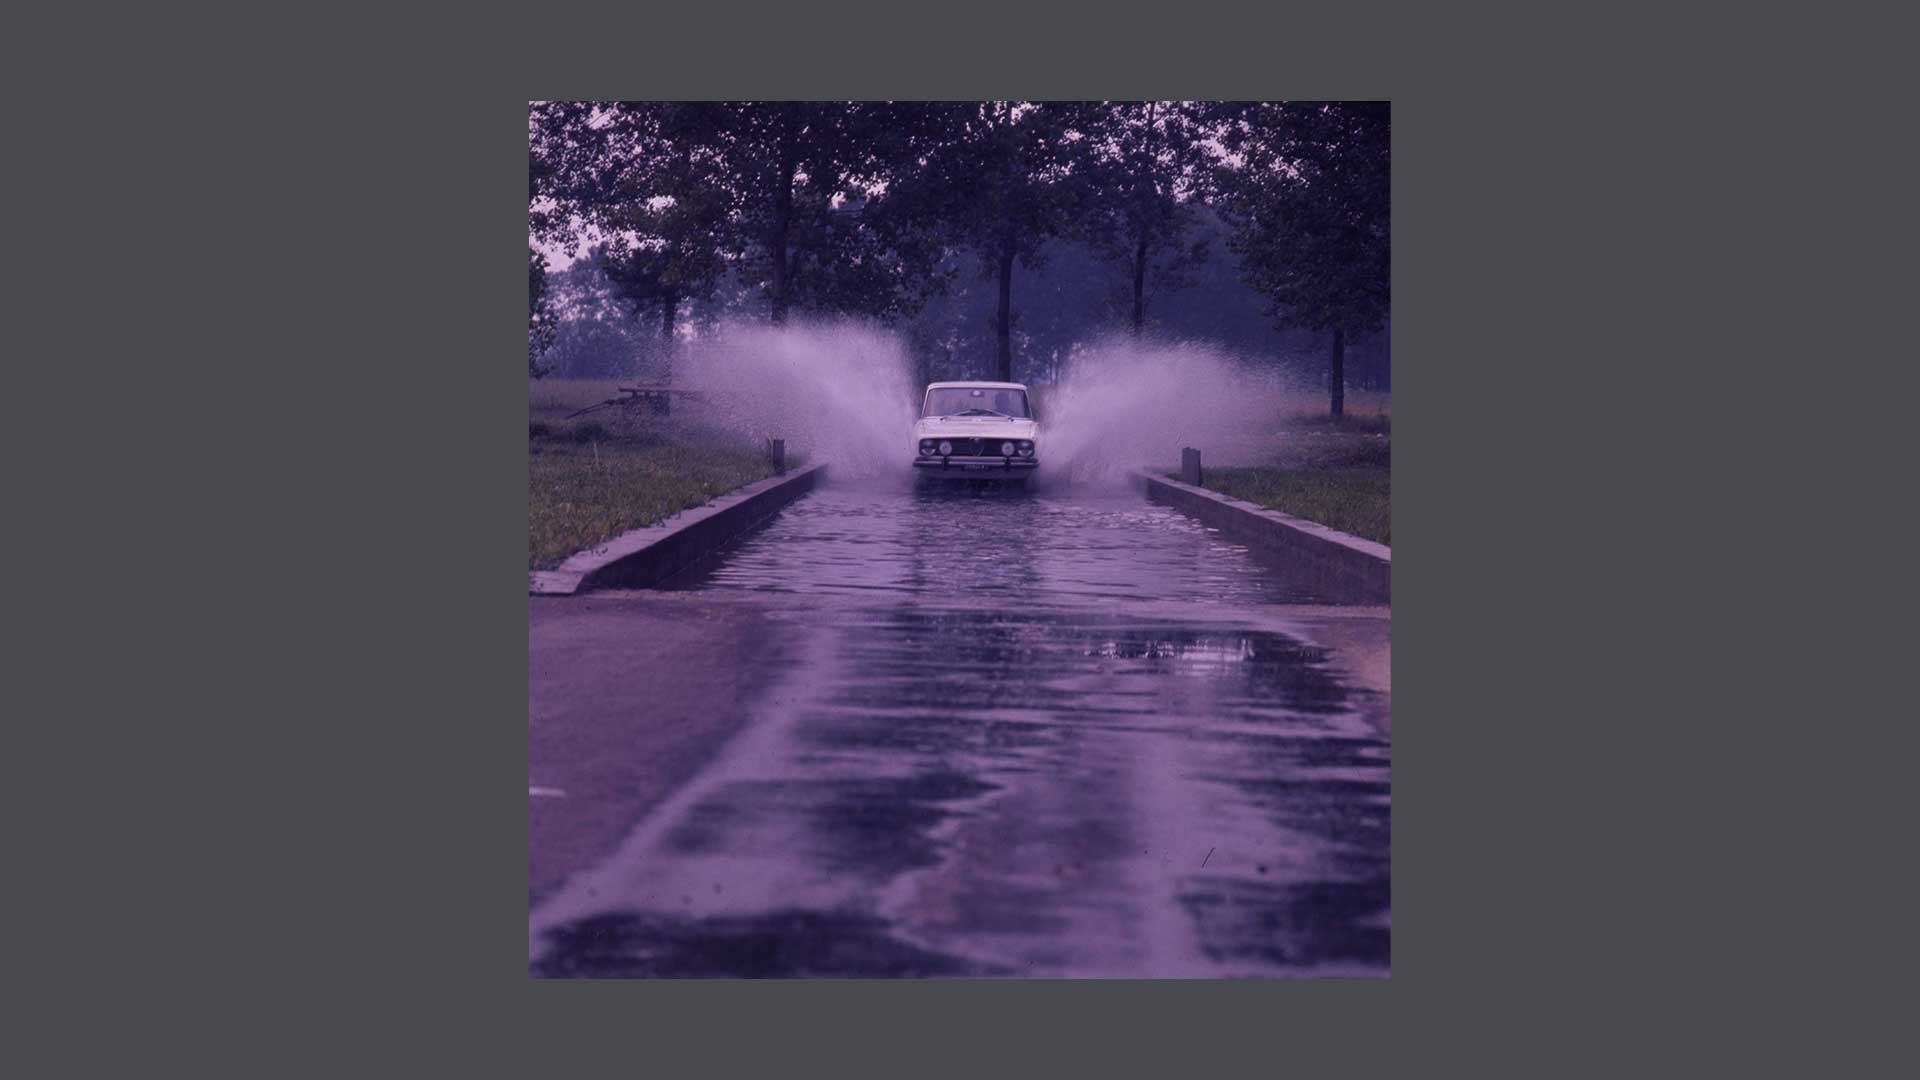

529,248,555,377
721,101,950,323
531,102,736,355
1215,101,1390,417
527,104,568,378
1079,101,1212,337
718,101,865,324
887,102,1088,381
534,101,948,349
535,260,676,379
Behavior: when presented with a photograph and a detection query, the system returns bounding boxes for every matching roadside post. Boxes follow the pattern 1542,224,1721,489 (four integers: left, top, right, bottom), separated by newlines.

1181,447,1203,486
769,438,787,473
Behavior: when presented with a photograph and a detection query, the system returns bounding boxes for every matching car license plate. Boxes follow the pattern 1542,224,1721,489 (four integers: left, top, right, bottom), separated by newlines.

962,464,991,471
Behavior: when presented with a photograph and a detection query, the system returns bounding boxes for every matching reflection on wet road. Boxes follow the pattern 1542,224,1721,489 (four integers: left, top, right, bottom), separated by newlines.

669,477,1353,605
531,480,1389,978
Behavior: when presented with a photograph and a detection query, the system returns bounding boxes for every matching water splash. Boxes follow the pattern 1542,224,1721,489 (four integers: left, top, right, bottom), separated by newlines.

670,324,1313,486
1041,336,1303,485
676,319,918,480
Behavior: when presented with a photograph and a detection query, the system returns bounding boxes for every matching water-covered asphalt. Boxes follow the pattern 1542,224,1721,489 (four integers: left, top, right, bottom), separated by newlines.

530,479,1390,977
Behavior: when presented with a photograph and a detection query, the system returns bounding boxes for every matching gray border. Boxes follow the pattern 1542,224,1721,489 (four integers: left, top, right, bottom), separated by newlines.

101,7,1840,1071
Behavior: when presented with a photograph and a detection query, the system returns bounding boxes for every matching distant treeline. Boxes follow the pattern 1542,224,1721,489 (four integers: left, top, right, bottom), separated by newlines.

531,102,1388,414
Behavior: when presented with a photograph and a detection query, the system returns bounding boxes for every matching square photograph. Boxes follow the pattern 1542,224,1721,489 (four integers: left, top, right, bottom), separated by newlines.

528,101,1390,978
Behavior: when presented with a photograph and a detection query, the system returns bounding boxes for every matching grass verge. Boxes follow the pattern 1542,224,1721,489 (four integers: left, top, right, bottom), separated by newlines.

530,422,779,570
1174,424,1390,546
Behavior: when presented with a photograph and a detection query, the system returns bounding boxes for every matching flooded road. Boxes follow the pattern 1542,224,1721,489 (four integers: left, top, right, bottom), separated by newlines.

530,479,1389,977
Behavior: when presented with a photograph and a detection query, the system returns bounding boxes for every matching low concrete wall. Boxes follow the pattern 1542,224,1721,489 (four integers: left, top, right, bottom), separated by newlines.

1136,470,1391,604
531,464,826,596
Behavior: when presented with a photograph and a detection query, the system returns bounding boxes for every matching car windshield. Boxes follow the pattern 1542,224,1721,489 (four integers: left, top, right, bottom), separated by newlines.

923,387,1031,418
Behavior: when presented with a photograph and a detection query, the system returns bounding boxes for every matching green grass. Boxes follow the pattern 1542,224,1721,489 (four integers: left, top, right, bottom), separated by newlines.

530,424,779,570
1176,431,1390,546
528,378,642,420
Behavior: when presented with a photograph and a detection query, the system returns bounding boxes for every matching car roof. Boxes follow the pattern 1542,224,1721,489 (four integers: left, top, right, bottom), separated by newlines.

926,381,1028,391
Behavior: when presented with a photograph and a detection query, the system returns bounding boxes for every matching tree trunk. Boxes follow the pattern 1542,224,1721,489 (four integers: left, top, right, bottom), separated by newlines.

1131,233,1149,337
770,146,797,326
1330,327,1346,419
995,245,1015,382
1133,101,1157,339
656,289,679,382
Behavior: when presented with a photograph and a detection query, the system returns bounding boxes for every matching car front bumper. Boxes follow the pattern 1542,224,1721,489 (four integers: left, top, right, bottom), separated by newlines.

913,455,1039,476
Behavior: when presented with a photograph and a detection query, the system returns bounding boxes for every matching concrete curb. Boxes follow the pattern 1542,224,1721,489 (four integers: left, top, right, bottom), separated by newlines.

1135,470,1391,604
531,463,827,596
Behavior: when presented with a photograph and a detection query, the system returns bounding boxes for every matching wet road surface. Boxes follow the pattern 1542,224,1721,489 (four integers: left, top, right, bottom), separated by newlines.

530,478,1389,978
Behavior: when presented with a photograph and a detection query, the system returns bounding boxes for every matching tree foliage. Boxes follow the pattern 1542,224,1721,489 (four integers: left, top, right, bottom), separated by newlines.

536,260,673,378
1213,101,1390,413
1077,101,1213,336
881,102,1090,380
531,102,736,349
529,247,555,377
531,101,947,345
719,101,941,322
529,100,1391,399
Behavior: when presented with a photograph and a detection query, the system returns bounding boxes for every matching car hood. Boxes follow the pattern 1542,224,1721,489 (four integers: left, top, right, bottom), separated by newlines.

914,416,1039,440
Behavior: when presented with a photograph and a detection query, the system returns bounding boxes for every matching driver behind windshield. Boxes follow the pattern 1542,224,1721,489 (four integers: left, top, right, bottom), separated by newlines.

925,387,1028,417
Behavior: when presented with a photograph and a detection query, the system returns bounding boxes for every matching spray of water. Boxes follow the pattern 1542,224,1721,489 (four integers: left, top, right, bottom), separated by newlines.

1042,336,1303,485
676,319,918,480
668,323,1307,488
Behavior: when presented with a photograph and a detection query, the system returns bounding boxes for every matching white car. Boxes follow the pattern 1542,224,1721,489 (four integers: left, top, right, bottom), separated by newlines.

912,381,1039,483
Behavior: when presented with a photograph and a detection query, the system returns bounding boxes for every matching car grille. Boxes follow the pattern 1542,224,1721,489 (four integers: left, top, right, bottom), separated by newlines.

942,437,1011,456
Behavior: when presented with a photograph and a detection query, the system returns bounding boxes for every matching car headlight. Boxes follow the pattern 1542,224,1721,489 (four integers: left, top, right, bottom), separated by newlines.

1017,440,1034,457
1000,441,1015,456
919,439,935,456
938,440,952,456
